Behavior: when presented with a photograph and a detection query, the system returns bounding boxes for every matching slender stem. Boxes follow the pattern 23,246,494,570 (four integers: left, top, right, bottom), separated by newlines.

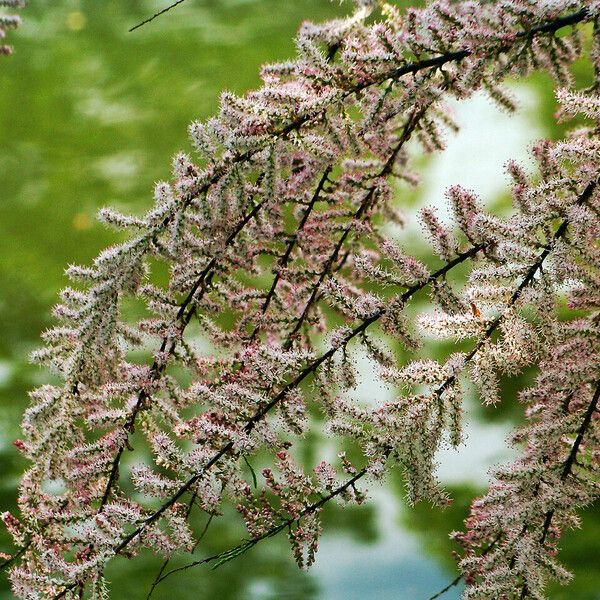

146,510,215,600
426,536,501,600
137,8,590,226
0,540,31,571
99,192,269,509
427,574,463,600
129,0,189,32
406,179,598,600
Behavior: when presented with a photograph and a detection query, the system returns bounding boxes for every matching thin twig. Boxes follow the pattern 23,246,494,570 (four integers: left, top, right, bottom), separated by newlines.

146,510,216,600
99,190,268,510
130,0,189,32
286,104,427,344
0,540,31,572
249,167,332,343
427,574,462,600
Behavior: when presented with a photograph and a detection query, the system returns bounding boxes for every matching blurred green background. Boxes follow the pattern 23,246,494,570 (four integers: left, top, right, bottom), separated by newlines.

0,1,598,598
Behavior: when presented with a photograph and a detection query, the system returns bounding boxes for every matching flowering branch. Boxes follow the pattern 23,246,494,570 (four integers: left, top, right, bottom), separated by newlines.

518,381,600,599
106,244,484,557
149,460,373,594
5,2,600,599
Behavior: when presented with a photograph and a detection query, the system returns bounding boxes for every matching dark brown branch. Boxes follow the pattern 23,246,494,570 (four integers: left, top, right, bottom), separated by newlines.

87,18,590,498
99,192,269,509
437,178,597,398
146,508,216,600
99,35,346,512
138,8,591,233
0,540,31,572
426,535,501,600
427,574,463,600
410,180,598,600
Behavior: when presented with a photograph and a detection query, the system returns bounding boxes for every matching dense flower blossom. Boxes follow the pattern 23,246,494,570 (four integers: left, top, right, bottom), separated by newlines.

2,1,599,599
453,90,600,599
